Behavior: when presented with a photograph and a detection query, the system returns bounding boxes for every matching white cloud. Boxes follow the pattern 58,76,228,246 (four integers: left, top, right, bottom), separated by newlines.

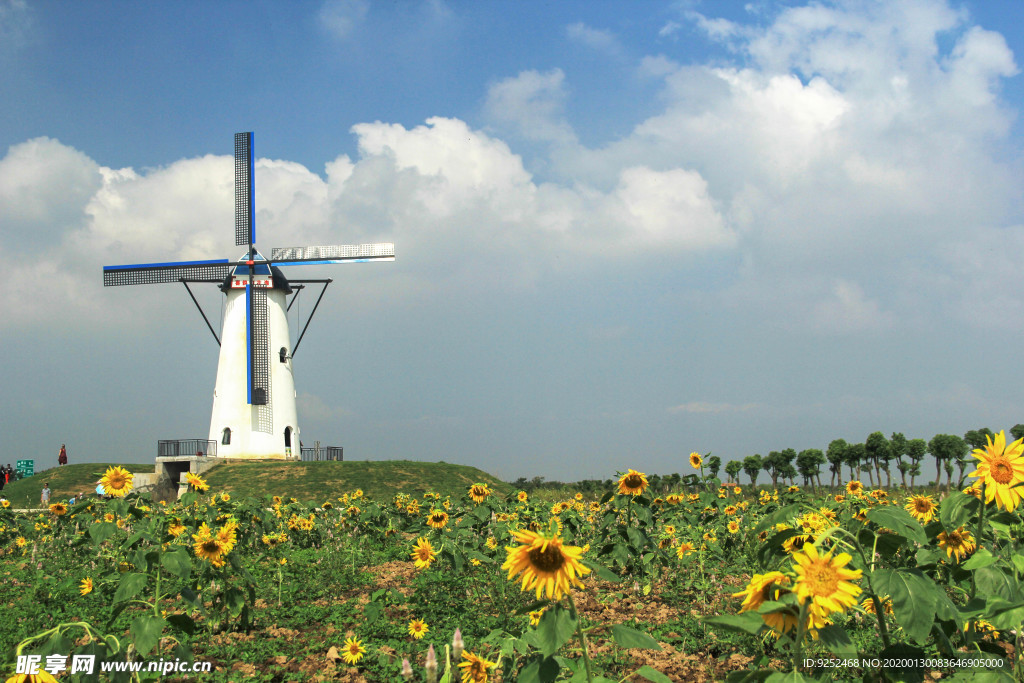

811,280,893,333
484,69,576,144
318,0,369,40
0,0,31,53
566,22,622,56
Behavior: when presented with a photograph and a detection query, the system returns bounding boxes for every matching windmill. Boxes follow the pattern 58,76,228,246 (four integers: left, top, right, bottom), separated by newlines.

103,132,394,459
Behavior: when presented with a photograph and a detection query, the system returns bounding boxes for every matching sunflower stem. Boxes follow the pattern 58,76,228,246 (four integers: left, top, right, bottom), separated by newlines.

567,592,595,682
971,481,987,598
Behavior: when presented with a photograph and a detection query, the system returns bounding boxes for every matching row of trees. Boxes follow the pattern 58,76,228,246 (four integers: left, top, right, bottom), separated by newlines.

719,425,1024,492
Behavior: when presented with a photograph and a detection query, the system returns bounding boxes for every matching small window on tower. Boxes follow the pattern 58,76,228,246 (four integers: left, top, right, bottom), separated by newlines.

222,428,231,445
279,347,288,363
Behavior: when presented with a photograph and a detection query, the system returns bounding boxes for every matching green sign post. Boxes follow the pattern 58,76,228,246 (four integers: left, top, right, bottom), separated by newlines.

16,459,34,478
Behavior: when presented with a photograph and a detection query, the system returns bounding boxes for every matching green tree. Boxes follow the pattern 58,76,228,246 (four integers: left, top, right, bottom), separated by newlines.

826,439,848,488
742,454,763,489
724,460,742,484
889,432,908,488
1011,424,1024,442
906,438,927,489
797,448,825,491
865,431,892,487
705,455,722,481
762,451,786,489
845,443,866,484
928,433,968,491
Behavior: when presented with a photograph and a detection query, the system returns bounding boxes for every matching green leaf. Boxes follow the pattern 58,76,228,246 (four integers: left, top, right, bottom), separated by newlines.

975,566,1017,601
636,665,673,683
816,624,857,659
611,624,662,650
878,643,926,683
725,671,775,683
703,612,765,636
764,672,810,683
165,613,195,636
582,558,621,583
940,492,979,530
536,604,576,657
160,548,191,579
872,569,938,645
866,506,927,544
89,521,116,544
113,572,149,604
130,615,167,655
225,586,246,618
962,548,998,570
984,598,1024,630
364,600,383,624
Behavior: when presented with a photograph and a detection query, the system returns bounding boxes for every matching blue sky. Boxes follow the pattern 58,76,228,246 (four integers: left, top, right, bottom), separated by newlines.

3,0,1024,484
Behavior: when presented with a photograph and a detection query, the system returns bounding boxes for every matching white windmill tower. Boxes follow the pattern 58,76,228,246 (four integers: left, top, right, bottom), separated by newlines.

103,132,394,459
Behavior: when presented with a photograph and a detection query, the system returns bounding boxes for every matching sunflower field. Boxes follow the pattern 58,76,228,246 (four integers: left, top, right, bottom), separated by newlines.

3,433,1024,682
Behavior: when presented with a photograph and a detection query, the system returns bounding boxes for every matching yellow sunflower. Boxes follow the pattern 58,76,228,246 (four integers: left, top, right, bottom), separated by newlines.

100,466,134,498
617,469,649,496
676,541,695,558
517,491,529,503
845,480,864,496
529,609,544,626
48,502,67,516
689,452,703,469
79,577,93,595
341,636,366,665
733,485,742,495
426,509,449,529
502,528,591,600
904,495,937,523
408,619,429,639
938,526,976,562
411,537,437,569
458,651,498,683
192,522,231,567
168,519,186,537
727,520,741,534
468,483,492,504
732,571,790,613
724,505,738,515
1,499,9,508
967,430,1024,511
185,472,209,492
791,544,862,617
5,670,60,683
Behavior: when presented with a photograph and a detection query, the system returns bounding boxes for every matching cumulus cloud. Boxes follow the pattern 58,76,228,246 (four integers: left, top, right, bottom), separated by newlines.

484,69,576,144
566,22,622,56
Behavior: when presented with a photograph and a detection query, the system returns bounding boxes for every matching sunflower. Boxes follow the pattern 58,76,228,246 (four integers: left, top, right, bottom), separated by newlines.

904,495,937,523
733,485,742,495
727,520,741,534
100,466,134,498
791,544,862,617
184,472,209,492
834,494,845,503
517,491,529,503
458,651,498,683
732,571,790,613
676,541,695,558
468,483,492,504
168,519,186,537
665,493,682,505
408,619,429,639
529,609,544,626
192,522,231,567
5,670,60,683
724,505,738,515
938,526,976,562
502,528,591,600
845,480,864,496
79,577,93,595
968,430,1024,511
48,502,67,516
1,499,9,508
341,636,366,665
426,509,449,529
861,595,893,616
411,537,438,569
617,469,649,496
663,524,676,536
689,452,703,469
963,484,982,500
16,536,28,547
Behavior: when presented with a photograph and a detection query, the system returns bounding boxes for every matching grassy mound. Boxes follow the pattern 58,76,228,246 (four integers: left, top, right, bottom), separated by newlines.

202,459,512,503
1,459,510,507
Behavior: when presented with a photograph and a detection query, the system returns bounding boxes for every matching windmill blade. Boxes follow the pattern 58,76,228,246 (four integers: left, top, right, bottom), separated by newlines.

103,259,232,286
246,283,270,407
270,242,395,265
235,132,254,247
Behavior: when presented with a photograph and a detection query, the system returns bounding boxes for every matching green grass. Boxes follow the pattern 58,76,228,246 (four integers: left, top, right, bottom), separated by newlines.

1,462,155,508
203,459,513,503
2,459,512,507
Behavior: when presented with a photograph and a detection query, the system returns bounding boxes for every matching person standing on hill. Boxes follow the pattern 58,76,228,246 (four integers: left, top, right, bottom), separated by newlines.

41,483,51,506
58,444,68,466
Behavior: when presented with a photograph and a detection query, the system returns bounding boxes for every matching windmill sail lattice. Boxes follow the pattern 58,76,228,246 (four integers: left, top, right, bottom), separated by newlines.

102,132,394,459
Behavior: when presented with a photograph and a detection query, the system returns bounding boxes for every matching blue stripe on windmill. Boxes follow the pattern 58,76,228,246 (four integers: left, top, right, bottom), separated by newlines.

103,132,394,459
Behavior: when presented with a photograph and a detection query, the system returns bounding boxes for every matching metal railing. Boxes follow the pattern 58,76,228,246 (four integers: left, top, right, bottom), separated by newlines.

300,446,343,461
158,439,218,458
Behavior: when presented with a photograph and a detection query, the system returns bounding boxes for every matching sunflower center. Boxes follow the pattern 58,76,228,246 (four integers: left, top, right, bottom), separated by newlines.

201,540,221,555
991,457,1014,484
624,475,643,489
915,499,932,512
804,560,840,596
528,543,567,572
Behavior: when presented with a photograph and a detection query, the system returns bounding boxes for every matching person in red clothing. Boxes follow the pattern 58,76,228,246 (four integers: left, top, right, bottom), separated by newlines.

58,444,68,466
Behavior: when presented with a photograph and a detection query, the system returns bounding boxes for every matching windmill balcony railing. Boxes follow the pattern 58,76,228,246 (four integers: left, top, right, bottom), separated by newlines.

300,446,343,461
158,439,218,458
